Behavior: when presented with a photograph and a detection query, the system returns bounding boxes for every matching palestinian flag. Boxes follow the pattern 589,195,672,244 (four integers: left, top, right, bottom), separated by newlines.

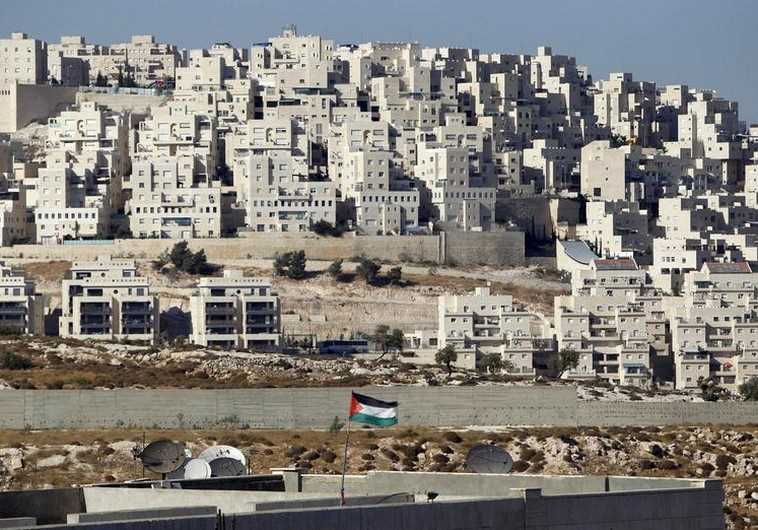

348,392,398,427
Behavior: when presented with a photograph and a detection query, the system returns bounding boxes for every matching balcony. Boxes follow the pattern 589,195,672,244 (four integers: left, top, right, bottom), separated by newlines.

206,305,236,315
0,306,27,315
122,303,151,315
206,326,237,335
245,326,277,335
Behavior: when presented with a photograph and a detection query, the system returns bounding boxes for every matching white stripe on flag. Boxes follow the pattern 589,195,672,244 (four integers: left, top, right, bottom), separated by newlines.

358,403,398,419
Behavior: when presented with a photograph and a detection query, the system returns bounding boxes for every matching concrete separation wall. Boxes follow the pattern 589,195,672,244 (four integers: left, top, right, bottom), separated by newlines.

0,230,525,267
1,387,758,429
228,498,525,530
0,489,84,525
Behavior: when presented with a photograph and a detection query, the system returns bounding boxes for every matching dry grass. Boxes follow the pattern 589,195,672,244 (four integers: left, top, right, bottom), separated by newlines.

403,273,565,311
21,261,72,282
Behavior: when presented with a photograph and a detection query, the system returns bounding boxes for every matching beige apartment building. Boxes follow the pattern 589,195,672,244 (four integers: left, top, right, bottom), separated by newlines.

576,200,651,259
435,286,553,376
556,258,655,387
416,141,496,230
0,261,45,335
59,257,158,344
229,117,336,232
250,25,334,96
189,270,280,350
242,150,336,233
110,35,181,87
128,156,222,238
34,102,129,243
128,101,224,238
0,32,47,87
47,35,127,85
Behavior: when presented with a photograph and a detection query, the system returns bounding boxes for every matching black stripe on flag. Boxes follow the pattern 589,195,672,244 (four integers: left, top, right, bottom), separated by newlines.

352,392,398,409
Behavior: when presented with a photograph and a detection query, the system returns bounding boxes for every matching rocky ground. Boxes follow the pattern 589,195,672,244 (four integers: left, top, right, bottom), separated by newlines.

0,425,755,528
0,336,703,402
14,258,567,340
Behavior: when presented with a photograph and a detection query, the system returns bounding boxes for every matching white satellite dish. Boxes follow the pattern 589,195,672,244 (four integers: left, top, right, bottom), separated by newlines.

198,445,247,467
165,449,194,480
135,440,187,475
183,458,212,480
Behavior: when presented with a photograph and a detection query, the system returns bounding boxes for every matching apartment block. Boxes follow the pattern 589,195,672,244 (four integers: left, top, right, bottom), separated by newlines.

0,32,47,87
189,270,280,350
59,257,158,344
436,286,553,376
0,261,45,335
110,35,181,87
556,258,655,386
576,200,651,260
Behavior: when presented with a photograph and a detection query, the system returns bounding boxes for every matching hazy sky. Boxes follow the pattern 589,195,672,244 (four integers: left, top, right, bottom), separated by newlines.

3,0,757,122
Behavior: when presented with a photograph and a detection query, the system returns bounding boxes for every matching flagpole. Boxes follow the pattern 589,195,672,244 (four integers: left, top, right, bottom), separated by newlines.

339,414,352,506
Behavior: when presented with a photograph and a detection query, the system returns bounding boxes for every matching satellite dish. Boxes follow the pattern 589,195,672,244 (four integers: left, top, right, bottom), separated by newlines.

465,444,513,474
183,458,212,480
165,449,194,480
135,440,187,474
208,457,246,477
198,445,247,467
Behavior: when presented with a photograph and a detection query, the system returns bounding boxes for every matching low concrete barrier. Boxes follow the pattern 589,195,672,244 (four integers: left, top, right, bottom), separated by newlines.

0,386,757,429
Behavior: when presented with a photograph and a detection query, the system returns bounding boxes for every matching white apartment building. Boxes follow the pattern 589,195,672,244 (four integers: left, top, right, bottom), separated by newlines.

0,261,45,335
416,141,496,230
556,258,655,387
59,257,158,344
189,270,280,350
593,73,655,146
437,286,552,376
47,36,126,85
34,149,110,243
46,101,130,209
110,35,181,87
128,156,222,238
0,32,47,87
576,200,651,259
250,25,334,96
522,139,579,193
34,102,129,243
242,150,336,233
229,117,336,233
128,101,225,237
341,149,420,235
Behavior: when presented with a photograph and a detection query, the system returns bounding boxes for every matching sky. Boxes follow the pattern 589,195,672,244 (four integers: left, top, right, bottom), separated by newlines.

2,0,757,123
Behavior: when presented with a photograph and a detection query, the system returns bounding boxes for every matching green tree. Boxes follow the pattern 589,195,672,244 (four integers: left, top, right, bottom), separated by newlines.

95,71,108,87
169,241,193,269
312,220,342,237
357,257,381,285
273,252,288,277
387,266,402,285
158,241,209,275
555,349,580,378
288,250,307,279
183,248,208,274
372,324,391,355
610,133,627,148
700,378,726,402
326,258,343,279
435,344,457,376
480,353,512,374
274,251,307,280
387,328,405,356
739,377,758,401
